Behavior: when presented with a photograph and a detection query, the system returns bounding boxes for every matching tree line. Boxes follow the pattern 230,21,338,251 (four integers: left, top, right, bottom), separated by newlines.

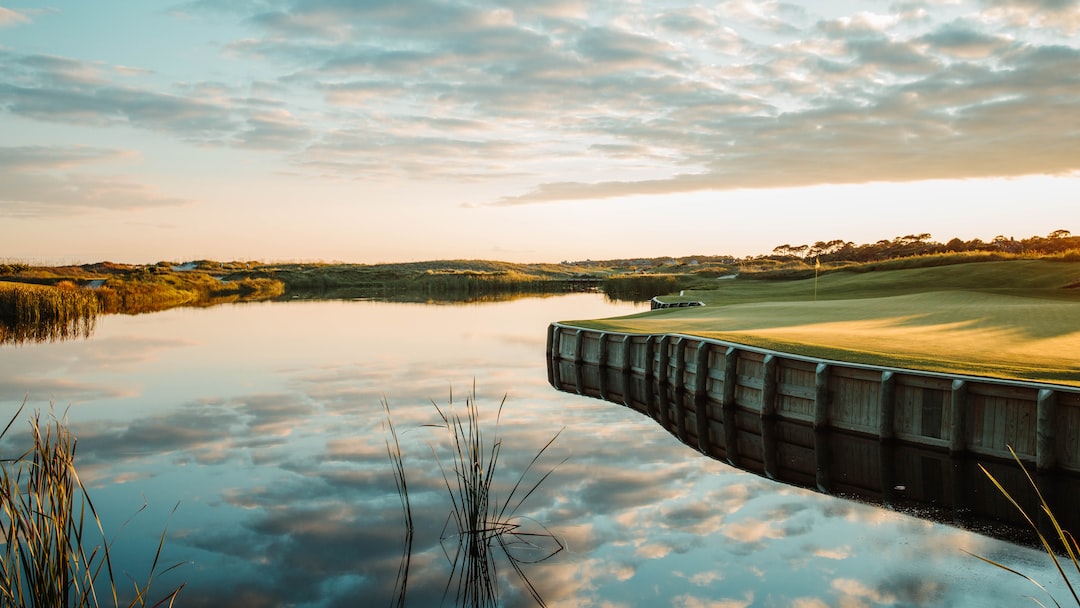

769,230,1077,263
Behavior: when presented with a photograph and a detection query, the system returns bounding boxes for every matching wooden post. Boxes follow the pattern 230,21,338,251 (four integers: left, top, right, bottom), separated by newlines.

694,342,710,398
878,371,896,442
598,363,608,400
814,429,830,492
722,347,739,464
621,334,633,374
879,440,896,506
546,325,558,387
949,379,967,454
548,352,561,389
760,355,779,479
656,380,672,429
761,354,778,418
644,335,656,383
673,389,688,443
694,342,712,456
1037,389,1057,471
813,363,830,431
572,360,585,395
573,329,585,364
656,335,671,387
762,414,778,480
673,337,686,391
723,347,738,408
597,332,608,368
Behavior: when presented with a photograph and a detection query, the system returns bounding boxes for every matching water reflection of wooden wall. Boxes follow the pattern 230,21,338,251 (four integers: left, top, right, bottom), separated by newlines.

546,326,1080,541
546,324,1080,475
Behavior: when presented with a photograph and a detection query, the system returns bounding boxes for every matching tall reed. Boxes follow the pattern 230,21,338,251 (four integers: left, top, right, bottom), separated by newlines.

970,447,1080,607
0,282,98,344
0,405,183,607
386,390,566,608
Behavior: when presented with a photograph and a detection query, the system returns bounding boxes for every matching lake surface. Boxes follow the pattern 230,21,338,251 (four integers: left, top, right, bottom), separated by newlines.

0,294,1071,607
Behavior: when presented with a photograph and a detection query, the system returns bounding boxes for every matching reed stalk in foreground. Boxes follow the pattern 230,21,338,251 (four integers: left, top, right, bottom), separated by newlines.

0,404,184,608
969,446,1080,608
386,390,566,608
384,399,413,608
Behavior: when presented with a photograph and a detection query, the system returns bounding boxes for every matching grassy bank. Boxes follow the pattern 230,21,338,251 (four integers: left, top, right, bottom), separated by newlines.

563,260,1080,386
236,259,603,299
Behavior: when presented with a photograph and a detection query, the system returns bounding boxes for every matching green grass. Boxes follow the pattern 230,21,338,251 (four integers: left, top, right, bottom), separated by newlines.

0,405,183,607
564,260,1080,386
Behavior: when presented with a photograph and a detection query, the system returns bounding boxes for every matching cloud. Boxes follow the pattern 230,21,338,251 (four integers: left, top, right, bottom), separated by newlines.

6,0,1080,207
0,145,190,217
919,20,1014,58
489,35,1080,205
978,0,1080,33
672,592,754,608
0,50,316,151
0,7,30,27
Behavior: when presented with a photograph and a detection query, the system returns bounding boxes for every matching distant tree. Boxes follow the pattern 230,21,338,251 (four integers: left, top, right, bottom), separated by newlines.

1048,229,1072,239
771,244,796,257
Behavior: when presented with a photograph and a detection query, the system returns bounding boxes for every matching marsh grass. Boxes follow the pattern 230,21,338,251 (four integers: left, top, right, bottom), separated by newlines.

386,391,566,608
0,404,183,607
0,282,98,344
602,274,683,302
970,447,1080,607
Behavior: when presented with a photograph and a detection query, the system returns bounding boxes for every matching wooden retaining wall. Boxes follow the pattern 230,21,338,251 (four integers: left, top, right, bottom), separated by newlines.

546,323,1080,474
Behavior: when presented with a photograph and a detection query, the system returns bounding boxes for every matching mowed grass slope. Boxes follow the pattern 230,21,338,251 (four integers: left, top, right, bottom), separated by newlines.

566,260,1080,386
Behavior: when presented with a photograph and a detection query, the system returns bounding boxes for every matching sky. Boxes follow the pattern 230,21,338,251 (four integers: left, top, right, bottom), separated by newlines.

1,0,1078,265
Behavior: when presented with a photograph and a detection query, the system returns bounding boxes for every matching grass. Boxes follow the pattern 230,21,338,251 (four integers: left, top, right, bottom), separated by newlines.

386,390,566,608
565,260,1080,385
971,447,1080,607
601,274,686,302
1,268,285,343
0,282,98,345
0,404,183,607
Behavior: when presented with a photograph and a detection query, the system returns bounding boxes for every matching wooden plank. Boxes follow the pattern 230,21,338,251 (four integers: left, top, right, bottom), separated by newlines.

830,375,880,433
968,383,1040,400
829,366,883,382
895,374,954,391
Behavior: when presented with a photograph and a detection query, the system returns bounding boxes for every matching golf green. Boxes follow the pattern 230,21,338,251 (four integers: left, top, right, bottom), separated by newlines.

563,260,1080,386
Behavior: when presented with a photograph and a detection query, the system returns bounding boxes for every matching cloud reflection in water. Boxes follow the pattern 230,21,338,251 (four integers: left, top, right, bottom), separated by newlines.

0,295,1071,607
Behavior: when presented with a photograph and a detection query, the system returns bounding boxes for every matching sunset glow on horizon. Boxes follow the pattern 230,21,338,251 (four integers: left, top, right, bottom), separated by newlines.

1,1,1078,265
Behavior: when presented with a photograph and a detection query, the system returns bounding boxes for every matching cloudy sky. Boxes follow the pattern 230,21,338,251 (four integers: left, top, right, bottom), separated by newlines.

1,1,1078,264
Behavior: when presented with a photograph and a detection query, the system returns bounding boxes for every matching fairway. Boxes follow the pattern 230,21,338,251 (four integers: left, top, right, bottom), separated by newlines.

565,260,1080,386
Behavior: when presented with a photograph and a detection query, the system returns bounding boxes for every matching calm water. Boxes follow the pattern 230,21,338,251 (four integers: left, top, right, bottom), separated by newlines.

0,294,1069,607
